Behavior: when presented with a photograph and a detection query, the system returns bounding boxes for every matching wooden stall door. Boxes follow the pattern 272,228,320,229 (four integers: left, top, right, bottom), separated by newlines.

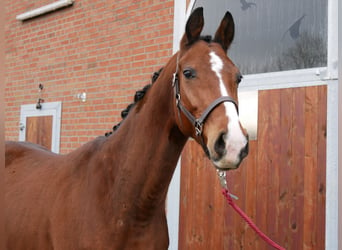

25,116,53,150
179,85,327,250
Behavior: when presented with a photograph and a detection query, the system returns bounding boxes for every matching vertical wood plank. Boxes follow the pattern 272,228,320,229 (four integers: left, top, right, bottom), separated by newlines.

254,89,269,250
303,87,319,250
230,159,246,249
316,85,327,250
241,140,258,250
289,87,305,250
267,89,282,246
278,88,294,249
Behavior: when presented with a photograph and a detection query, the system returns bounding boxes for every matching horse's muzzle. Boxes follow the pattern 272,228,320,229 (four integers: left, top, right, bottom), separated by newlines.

211,132,249,170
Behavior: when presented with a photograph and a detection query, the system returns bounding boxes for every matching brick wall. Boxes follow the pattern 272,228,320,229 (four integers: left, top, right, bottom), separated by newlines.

5,0,175,153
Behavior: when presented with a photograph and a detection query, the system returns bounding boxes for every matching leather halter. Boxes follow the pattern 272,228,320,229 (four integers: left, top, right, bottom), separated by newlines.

172,72,239,158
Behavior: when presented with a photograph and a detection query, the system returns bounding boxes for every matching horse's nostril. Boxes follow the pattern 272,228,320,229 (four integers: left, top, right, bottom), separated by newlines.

214,132,226,158
239,141,249,160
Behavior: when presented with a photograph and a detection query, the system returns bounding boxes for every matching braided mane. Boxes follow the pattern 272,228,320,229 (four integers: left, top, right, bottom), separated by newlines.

105,68,163,137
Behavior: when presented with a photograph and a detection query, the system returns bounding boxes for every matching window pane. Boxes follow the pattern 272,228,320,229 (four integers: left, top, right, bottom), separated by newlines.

192,0,327,74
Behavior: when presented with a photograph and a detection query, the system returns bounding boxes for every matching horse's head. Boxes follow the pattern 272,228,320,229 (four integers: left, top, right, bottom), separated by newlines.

174,7,248,170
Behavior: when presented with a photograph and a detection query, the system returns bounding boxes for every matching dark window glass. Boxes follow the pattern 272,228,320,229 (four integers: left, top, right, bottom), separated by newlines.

192,0,327,74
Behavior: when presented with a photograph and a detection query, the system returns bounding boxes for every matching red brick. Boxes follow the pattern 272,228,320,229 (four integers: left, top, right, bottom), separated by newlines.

5,0,174,152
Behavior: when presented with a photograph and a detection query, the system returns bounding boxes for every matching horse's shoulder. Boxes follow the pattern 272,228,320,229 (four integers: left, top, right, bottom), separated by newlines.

5,141,55,167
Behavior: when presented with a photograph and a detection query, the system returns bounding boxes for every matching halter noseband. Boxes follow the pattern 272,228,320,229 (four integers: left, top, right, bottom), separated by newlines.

172,71,239,158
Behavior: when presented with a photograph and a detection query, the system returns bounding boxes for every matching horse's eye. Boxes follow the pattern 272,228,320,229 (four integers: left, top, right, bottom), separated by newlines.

183,68,196,79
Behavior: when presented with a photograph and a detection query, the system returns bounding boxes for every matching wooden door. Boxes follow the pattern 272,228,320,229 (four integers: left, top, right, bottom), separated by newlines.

25,115,53,150
179,85,327,249
19,102,62,153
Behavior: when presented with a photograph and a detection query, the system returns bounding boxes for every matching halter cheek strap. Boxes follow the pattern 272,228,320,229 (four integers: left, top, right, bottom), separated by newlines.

172,73,239,158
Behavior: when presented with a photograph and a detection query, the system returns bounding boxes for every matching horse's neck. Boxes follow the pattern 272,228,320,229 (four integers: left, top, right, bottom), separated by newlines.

86,64,187,223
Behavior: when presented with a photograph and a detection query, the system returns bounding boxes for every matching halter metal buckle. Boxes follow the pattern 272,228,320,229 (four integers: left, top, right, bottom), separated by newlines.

175,93,181,107
194,121,203,136
172,73,177,87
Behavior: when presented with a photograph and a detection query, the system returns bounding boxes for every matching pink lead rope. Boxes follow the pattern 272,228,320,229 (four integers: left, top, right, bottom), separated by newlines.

217,170,286,250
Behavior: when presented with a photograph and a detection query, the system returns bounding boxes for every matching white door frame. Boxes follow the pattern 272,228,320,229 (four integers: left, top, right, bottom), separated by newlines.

166,1,186,249
19,101,62,153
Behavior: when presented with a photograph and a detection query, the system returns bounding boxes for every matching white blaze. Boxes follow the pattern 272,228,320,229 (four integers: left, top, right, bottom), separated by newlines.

209,51,247,166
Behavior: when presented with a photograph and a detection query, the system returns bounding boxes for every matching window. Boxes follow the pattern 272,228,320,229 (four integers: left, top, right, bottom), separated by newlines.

192,0,328,75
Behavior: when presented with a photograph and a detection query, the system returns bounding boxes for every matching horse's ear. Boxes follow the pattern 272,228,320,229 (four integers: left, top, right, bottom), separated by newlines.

214,11,235,52
180,7,204,49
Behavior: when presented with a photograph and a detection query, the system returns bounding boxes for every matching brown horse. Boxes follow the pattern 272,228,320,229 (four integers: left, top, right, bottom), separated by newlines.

5,8,248,250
